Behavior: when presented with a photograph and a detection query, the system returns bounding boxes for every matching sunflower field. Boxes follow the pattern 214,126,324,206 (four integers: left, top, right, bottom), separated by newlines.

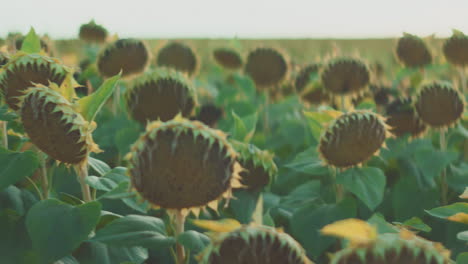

0,22,467,264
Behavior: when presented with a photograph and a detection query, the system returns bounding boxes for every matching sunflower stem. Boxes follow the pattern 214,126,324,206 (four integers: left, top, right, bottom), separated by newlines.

175,210,186,264
439,129,448,205
252,193,263,225
332,168,344,202
75,160,92,202
1,121,8,149
39,155,49,199
26,176,44,200
459,68,467,94
112,83,121,115
340,95,346,112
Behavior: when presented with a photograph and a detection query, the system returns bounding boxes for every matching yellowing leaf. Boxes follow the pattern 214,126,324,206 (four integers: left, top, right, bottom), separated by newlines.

192,218,241,233
447,213,468,224
321,218,377,245
58,72,77,102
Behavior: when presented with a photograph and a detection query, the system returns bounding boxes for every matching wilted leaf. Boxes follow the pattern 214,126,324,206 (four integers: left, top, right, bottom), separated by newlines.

321,218,377,245
426,203,468,224
191,218,241,233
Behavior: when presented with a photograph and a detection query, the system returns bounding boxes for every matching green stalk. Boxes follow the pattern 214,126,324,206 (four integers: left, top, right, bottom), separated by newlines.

1,121,8,149
39,155,49,199
174,210,186,264
332,168,344,202
439,129,448,205
459,67,467,93
74,160,92,202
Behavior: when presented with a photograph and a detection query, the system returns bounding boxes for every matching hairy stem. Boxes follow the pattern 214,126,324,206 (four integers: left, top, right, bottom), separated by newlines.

75,160,92,202
440,129,448,205
1,121,8,149
39,155,49,199
175,210,186,264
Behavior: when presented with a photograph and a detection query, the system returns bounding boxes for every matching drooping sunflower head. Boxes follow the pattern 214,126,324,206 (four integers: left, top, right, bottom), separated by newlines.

331,231,451,264
369,85,394,107
127,117,243,214
156,41,198,76
199,225,313,264
395,33,432,68
319,111,388,168
0,53,68,110
321,57,370,96
415,81,465,128
78,20,108,44
97,38,150,78
20,84,99,165
244,47,288,88
295,63,321,94
230,140,277,192
125,68,196,124
213,47,243,70
386,97,426,137
0,52,10,67
443,30,468,67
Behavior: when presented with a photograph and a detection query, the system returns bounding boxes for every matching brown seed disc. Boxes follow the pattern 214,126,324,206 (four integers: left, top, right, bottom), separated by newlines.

156,42,198,76
244,47,288,88
443,32,468,67
195,104,224,127
213,48,243,70
206,226,309,264
238,160,270,192
125,69,196,123
21,87,88,164
129,120,238,209
396,34,432,68
321,58,370,95
370,85,393,106
97,38,150,78
79,21,108,43
295,64,320,93
0,54,67,110
319,111,387,168
386,98,426,137
415,81,465,128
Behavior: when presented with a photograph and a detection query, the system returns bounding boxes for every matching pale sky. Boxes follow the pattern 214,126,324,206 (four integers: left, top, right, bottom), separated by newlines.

2,0,468,39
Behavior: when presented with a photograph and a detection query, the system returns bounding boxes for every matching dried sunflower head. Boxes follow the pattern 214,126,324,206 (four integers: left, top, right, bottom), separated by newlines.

395,33,432,68
415,81,465,128
0,53,68,110
20,84,99,165
79,20,108,44
295,64,320,94
156,42,198,76
213,48,243,70
125,68,196,123
199,225,313,264
321,57,370,96
443,29,468,67
319,111,388,168
195,103,224,127
0,52,10,67
245,47,288,88
230,140,277,192
127,117,243,215
386,97,426,137
97,38,150,79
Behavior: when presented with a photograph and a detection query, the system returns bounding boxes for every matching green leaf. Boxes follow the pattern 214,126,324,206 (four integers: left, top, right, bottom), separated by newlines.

285,146,328,175
74,242,148,264
177,230,210,255
88,157,111,176
0,148,39,190
426,203,468,220
90,215,175,249
77,74,120,122
25,199,102,263
457,252,468,264
290,198,357,258
0,105,18,121
337,167,386,211
394,217,432,232
457,230,468,241
229,111,257,142
20,27,41,54
367,214,398,234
